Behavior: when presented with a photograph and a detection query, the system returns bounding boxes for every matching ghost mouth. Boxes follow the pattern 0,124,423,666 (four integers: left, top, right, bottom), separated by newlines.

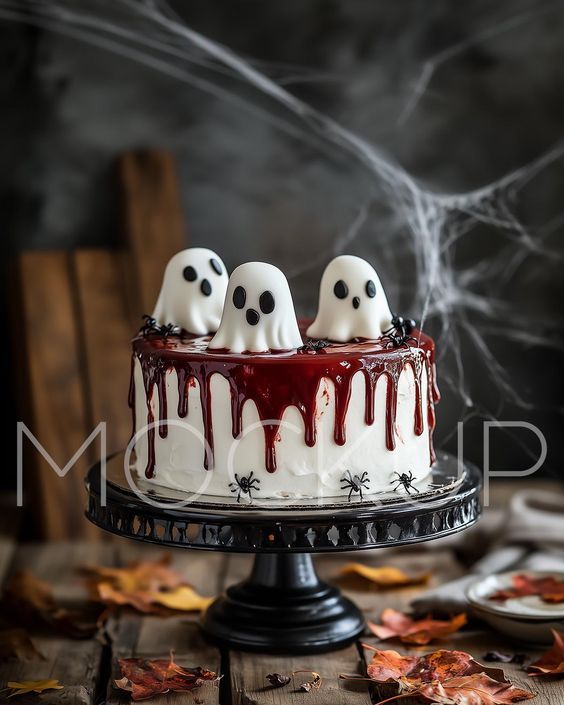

352,296,360,309
246,308,260,325
201,278,212,296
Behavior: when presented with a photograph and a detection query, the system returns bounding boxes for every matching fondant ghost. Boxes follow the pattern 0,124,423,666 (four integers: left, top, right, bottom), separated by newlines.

152,248,228,335
307,255,392,342
209,262,303,353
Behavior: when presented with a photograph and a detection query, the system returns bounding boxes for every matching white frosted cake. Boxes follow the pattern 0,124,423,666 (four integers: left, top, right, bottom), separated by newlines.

129,250,440,501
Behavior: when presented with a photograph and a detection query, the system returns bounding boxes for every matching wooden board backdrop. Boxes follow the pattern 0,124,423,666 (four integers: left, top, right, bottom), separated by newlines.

11,150,185,539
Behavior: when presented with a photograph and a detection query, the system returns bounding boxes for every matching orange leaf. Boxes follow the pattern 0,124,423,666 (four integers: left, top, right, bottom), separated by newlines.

366,647,419,681
7,680,63,697
85,556,213,615
490,574,564,604
114,651,217,701
368,608,467,644
528,630,564,677
366,646,506,685
84,555,184,594
365,647,534,704
147,585,213,612
339,563,429,589
412,674,535,704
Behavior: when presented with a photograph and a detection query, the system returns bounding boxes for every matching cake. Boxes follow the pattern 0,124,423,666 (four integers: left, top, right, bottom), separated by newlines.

128,249,440,501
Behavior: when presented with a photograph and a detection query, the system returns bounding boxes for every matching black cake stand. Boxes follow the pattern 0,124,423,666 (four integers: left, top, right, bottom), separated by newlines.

85,452,481,654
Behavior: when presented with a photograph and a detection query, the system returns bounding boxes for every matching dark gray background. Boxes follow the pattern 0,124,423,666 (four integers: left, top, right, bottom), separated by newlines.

2,0,563,484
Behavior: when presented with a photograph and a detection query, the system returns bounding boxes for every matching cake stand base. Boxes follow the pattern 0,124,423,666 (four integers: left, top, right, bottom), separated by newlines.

203,553,363,653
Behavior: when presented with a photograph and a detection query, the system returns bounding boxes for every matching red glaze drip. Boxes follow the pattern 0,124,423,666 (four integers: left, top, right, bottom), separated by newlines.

129,323,439,478
128,353,136,439
156,372,168,440
176,368,191,418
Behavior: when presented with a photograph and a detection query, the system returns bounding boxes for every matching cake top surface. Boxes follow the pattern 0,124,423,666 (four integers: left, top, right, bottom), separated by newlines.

133,320,435,363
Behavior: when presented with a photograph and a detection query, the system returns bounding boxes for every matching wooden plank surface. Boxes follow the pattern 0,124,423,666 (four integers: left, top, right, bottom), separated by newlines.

0,541,113,705
105,541,224,705
230,644,371,705
2,542,564,704
118,150,185,321
73,249,133,456
12,252,100,539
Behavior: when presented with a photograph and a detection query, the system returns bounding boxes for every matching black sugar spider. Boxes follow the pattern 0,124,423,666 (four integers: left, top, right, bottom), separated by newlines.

140,315,181,337
229,472,260,503
391,471,419,494
340,471,370,501
382,315,418,349
298,339,330,353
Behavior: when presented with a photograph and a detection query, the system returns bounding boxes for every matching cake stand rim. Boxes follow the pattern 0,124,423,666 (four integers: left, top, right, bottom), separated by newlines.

85,451,481,553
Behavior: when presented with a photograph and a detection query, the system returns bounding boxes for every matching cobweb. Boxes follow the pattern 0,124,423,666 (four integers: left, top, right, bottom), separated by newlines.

2,0,563,426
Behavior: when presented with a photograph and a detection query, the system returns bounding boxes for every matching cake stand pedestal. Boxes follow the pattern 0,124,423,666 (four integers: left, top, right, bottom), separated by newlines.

86,452,481,654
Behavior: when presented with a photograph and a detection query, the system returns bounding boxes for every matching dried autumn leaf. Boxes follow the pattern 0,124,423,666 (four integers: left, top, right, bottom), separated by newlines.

147,585,213,612
339,563,429,589
0,629,44,661
266,672,291,688
403,674,535,705
365,647,534,705
490,573,564,604
366,647,419,682
115,652,217,701
365,646,507,685
528,630,564,677
368,608,467,645
7,679,64,697
295,671,322,692
84,555,184,593
85,556,213,615
1,571,99,638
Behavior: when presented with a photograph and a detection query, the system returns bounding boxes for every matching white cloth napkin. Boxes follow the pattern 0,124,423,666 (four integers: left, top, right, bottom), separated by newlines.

411,488,564,614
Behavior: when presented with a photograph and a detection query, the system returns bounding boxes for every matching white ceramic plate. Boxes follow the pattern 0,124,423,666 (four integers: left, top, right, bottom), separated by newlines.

466,571,564,644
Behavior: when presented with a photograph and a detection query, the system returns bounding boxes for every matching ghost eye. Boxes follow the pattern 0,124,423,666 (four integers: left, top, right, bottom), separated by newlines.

210,258,223,276
233,285,246,309
366,280,376,298
333,280,348,299
259,291,275,314
183,265,197,282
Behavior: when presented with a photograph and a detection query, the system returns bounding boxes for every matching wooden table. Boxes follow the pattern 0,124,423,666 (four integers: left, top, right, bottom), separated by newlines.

0,493,563,705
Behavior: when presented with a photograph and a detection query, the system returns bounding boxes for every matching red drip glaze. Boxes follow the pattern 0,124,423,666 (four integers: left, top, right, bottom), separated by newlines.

128,322,439,479
176,368,191,418
128,354,136,439
156,373,168,439
384,372,399,451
